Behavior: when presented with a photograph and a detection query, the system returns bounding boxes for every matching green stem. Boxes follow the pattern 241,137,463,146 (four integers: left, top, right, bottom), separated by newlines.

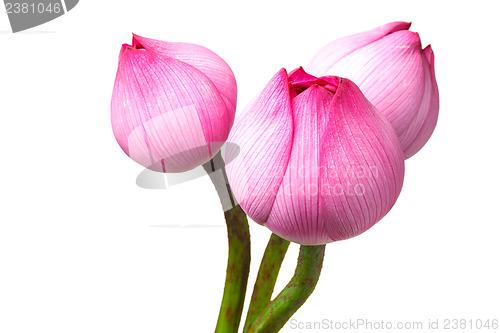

243,234,290,333
203,152,251,333
248,245,326,333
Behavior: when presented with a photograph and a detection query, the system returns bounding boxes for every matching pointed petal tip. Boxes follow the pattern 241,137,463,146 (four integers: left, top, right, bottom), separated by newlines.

406,30,421,41
278,67,288,77
386,20,412,31
287,67,304,77
120,43,131,53
131,34,147,49
370,21,411,37
119,34,147,55
388,30,422,50
423,44,435,66
273,68,290,87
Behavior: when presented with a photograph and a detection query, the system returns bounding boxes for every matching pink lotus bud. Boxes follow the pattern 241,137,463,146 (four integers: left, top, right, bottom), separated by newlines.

226,68,405,245
111,34,237,173
307,22,439,159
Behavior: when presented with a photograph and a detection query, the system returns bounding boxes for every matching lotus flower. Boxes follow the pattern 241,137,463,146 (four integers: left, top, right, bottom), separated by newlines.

226,68,405,245
307,22,439,159
111,34,237,173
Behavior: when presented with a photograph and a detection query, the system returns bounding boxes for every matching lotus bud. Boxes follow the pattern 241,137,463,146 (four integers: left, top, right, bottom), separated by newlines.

307,22,439,158
226,68,405,245
111,34,237,172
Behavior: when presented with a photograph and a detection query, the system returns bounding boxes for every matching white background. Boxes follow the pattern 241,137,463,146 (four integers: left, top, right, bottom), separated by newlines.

1,0,499,332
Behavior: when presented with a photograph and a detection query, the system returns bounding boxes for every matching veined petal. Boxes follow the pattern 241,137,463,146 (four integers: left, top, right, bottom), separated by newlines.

111,48,228,172
307,21,411,76
404,45,439,158
327,30,426,139
320,78,405,241
265,86,333,245
132,34,237,121
397,51,431,156
225,69,293,224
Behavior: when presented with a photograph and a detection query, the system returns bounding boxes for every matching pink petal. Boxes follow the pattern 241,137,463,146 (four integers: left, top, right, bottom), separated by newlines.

265,85,334,245
307,21,411,76
403,45,439,158
326,31,426,142
111,48,229,172
225,69,293,223
125,105,213,173
288,67,339,97
266,77,405,245
132,34,237,123
319,78,405,242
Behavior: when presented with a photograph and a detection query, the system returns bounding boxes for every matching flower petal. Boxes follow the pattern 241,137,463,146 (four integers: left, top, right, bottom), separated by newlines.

319,79,405,241
111,48,228,172
307,21,411,76
225,69,293,223
265,85,334,245
403,45,439,158
132,34,237,121
326,30,426,141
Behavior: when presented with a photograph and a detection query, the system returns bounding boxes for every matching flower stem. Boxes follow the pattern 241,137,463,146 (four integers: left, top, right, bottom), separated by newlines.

203,152,251,333
243,234,290,333
247,244,326,333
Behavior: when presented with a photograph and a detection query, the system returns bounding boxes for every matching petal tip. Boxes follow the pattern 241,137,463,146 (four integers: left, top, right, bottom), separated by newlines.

390,20,412,31
278,67,288,77
423,44,435,65
131,34,146,49
390,30,422,50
